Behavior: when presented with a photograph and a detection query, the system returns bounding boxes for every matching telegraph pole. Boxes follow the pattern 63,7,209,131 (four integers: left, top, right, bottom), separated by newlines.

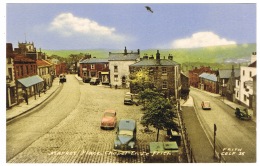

214,124,217,158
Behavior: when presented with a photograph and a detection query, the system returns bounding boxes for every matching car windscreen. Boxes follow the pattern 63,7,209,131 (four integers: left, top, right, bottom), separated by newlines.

118,130,133,136
104,112,115,117
124,95,132,99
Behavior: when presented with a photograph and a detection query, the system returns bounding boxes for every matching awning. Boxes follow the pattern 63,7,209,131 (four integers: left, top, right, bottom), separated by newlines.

101,72,109,74
17,75,44,88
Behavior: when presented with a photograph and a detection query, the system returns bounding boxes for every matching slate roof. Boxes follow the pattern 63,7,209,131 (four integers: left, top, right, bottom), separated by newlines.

80,58,108,64
13,54,35,62
108,53,140,61
248,61,256,67
130,59,179,67
199,73,217,82
218,69,240,78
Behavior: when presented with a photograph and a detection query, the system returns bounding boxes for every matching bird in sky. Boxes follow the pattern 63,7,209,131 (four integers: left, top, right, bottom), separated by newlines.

145,6,153,13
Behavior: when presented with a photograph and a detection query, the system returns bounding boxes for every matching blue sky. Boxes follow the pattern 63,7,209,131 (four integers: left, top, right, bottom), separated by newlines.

4,1,257,50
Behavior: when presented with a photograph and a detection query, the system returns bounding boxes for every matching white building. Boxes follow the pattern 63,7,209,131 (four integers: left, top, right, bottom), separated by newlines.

235,52,256,108
108,47,140,88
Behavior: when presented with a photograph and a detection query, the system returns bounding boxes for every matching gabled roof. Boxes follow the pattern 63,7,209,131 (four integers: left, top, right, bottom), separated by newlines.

199,73,217,82
80,58,108,64
248,61,256,67
218,69,240,78
108,53,140,61
130,59,179,67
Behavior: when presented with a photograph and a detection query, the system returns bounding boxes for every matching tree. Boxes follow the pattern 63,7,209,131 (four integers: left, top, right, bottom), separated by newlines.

140,92,179,142
129,68,154,94
138,88,162,110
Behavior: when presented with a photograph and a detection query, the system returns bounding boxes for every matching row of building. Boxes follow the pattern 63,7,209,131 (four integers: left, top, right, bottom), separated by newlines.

6,42,67,108
79,47,185,99
188,52,257,116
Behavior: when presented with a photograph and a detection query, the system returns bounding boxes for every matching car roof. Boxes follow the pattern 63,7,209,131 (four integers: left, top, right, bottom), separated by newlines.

118,119,136,131
104,110,116,113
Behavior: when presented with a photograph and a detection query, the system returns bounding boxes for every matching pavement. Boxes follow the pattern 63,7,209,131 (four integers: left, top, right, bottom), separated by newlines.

6,77,61,121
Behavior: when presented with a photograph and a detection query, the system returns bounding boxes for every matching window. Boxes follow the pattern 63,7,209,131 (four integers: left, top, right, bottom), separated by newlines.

244,94,247,101
20,66,23,76
162,80,167,89
162,67,167,75
114,75,118,82
114,66,118,72
91,72,96,77
243,70,245,76
237,92,239,97
250,71,252,77
8,68,13,81
91,64,95,69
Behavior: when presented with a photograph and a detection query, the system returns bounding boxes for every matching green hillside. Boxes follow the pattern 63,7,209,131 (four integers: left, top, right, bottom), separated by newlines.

42,43,256,69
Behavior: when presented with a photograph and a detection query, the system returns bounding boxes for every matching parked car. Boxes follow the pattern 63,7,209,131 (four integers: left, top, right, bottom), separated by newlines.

59,74,66,83
83,77,91,83
100,110,117,129
235,107,251,120
114,119,137,153
124,92,134,105
90,77,100,85
201,101,211,110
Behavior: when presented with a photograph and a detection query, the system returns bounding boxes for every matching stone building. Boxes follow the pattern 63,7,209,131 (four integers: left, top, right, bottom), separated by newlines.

129,50,181,98
218,66,240,101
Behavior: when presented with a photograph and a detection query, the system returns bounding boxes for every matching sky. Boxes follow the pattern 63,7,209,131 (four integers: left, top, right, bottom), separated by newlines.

4,1,257,50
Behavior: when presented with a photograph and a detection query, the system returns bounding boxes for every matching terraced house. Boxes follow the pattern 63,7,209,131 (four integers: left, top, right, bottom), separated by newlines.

129,50,182,98
79,56,109,84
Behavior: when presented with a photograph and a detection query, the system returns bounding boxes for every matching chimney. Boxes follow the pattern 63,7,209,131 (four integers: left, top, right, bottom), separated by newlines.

156,50,160,64
156,50,160,60
168,54,173,60
124,46,127,55
137,49,140,55
231,65,235,77
251,52,256,63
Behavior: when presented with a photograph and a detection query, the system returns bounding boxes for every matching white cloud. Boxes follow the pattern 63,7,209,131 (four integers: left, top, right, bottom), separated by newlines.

48,13,127,43
171,32,237,49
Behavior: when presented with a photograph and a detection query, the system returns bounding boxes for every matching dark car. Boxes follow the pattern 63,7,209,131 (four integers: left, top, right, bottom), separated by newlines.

59,74,66,83
235,107,251,120
114,119,137,153
124,92,134,105
90,77,100,85
83,77,91,83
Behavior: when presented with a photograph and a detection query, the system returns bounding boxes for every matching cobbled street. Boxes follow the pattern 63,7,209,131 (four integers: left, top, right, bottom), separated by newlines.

8,75,174,163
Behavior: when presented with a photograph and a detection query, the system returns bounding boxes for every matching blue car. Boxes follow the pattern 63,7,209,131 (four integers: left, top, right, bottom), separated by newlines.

113,119,137,154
